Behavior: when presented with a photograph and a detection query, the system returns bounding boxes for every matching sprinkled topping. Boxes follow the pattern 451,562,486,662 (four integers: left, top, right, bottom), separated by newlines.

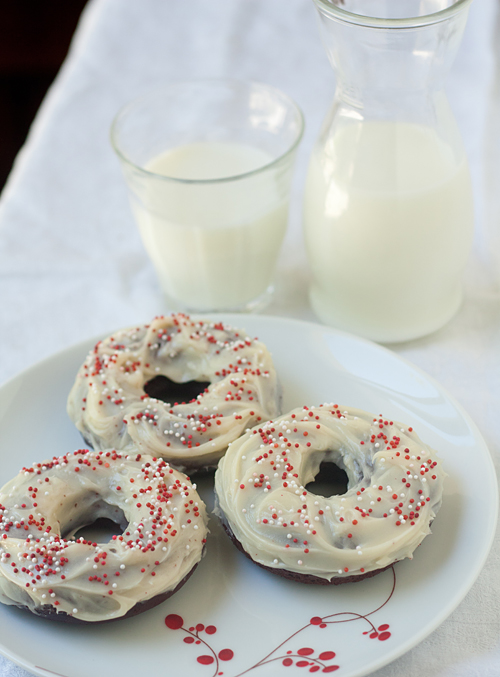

67,314,280,473
215,404,445,582
0,448,208,622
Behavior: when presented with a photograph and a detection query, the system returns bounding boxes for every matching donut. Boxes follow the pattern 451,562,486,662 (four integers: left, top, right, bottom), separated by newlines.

0,448,208,623
214,404,445,584
67,314,281,472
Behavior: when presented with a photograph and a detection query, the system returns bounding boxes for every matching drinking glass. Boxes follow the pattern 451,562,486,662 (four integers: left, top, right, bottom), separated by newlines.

111,80,304,313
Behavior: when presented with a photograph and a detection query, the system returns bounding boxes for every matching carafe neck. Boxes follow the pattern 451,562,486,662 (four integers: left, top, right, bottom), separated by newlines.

315,1,471,111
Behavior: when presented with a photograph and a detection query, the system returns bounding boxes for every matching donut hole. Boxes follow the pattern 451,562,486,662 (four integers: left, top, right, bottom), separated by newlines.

64,502,128,544
305,461,349,497
72,517,125,545
144,374,211,404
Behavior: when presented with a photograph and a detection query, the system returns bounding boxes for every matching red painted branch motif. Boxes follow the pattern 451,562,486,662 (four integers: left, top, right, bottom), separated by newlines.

165,614,234,677
165,567,396,675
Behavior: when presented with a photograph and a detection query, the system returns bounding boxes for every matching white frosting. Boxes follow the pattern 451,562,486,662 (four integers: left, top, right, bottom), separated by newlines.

214,404,445,581
67,314,281,471
0,449,208,622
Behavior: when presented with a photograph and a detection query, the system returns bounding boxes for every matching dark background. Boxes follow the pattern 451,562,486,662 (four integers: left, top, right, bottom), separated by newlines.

0,0,88,191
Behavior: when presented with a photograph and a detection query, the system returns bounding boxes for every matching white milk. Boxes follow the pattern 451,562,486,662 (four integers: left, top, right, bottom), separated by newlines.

131,141,288,311
303,121,474,342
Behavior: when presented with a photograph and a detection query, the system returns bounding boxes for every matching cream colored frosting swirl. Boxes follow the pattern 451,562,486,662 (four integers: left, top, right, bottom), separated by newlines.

67,314,281,471
214,404,445,581
0,449,208,622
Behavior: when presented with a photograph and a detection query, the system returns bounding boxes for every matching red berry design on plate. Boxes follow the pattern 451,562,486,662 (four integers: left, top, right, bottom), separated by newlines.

165,613,183,630
278,648,339,671
164,614,234,675
363,622,392,641
164,567,396,675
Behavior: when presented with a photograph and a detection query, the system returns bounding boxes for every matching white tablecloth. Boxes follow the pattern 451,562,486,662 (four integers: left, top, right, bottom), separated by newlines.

1,1,499,675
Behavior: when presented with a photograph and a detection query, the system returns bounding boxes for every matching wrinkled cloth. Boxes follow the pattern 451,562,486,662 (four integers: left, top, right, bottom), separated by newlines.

1,1,500,675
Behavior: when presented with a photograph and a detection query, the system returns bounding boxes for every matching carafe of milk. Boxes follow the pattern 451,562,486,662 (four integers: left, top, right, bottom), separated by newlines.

304,0,474,342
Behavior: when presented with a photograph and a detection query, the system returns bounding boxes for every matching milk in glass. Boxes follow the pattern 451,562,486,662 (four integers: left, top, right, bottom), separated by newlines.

131,141,288,311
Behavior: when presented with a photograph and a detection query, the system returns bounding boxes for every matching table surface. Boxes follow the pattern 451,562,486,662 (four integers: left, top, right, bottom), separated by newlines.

1,1,500,675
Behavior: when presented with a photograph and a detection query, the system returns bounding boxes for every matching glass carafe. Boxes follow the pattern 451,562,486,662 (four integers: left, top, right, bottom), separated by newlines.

303,0,474,343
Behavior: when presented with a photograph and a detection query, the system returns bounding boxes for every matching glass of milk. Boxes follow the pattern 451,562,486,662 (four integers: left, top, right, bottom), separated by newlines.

111,80,304,312
304,0,474,343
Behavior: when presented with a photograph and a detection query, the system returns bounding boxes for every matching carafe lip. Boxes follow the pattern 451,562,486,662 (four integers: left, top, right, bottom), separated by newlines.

312,0,473,28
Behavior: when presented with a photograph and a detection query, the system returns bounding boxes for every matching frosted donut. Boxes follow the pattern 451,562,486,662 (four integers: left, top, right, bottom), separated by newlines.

214,404,445,583
0,449,208,623
67,314,281,472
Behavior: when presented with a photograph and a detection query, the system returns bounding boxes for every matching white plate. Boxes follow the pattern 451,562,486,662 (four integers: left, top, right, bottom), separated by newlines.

0,315,497,677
